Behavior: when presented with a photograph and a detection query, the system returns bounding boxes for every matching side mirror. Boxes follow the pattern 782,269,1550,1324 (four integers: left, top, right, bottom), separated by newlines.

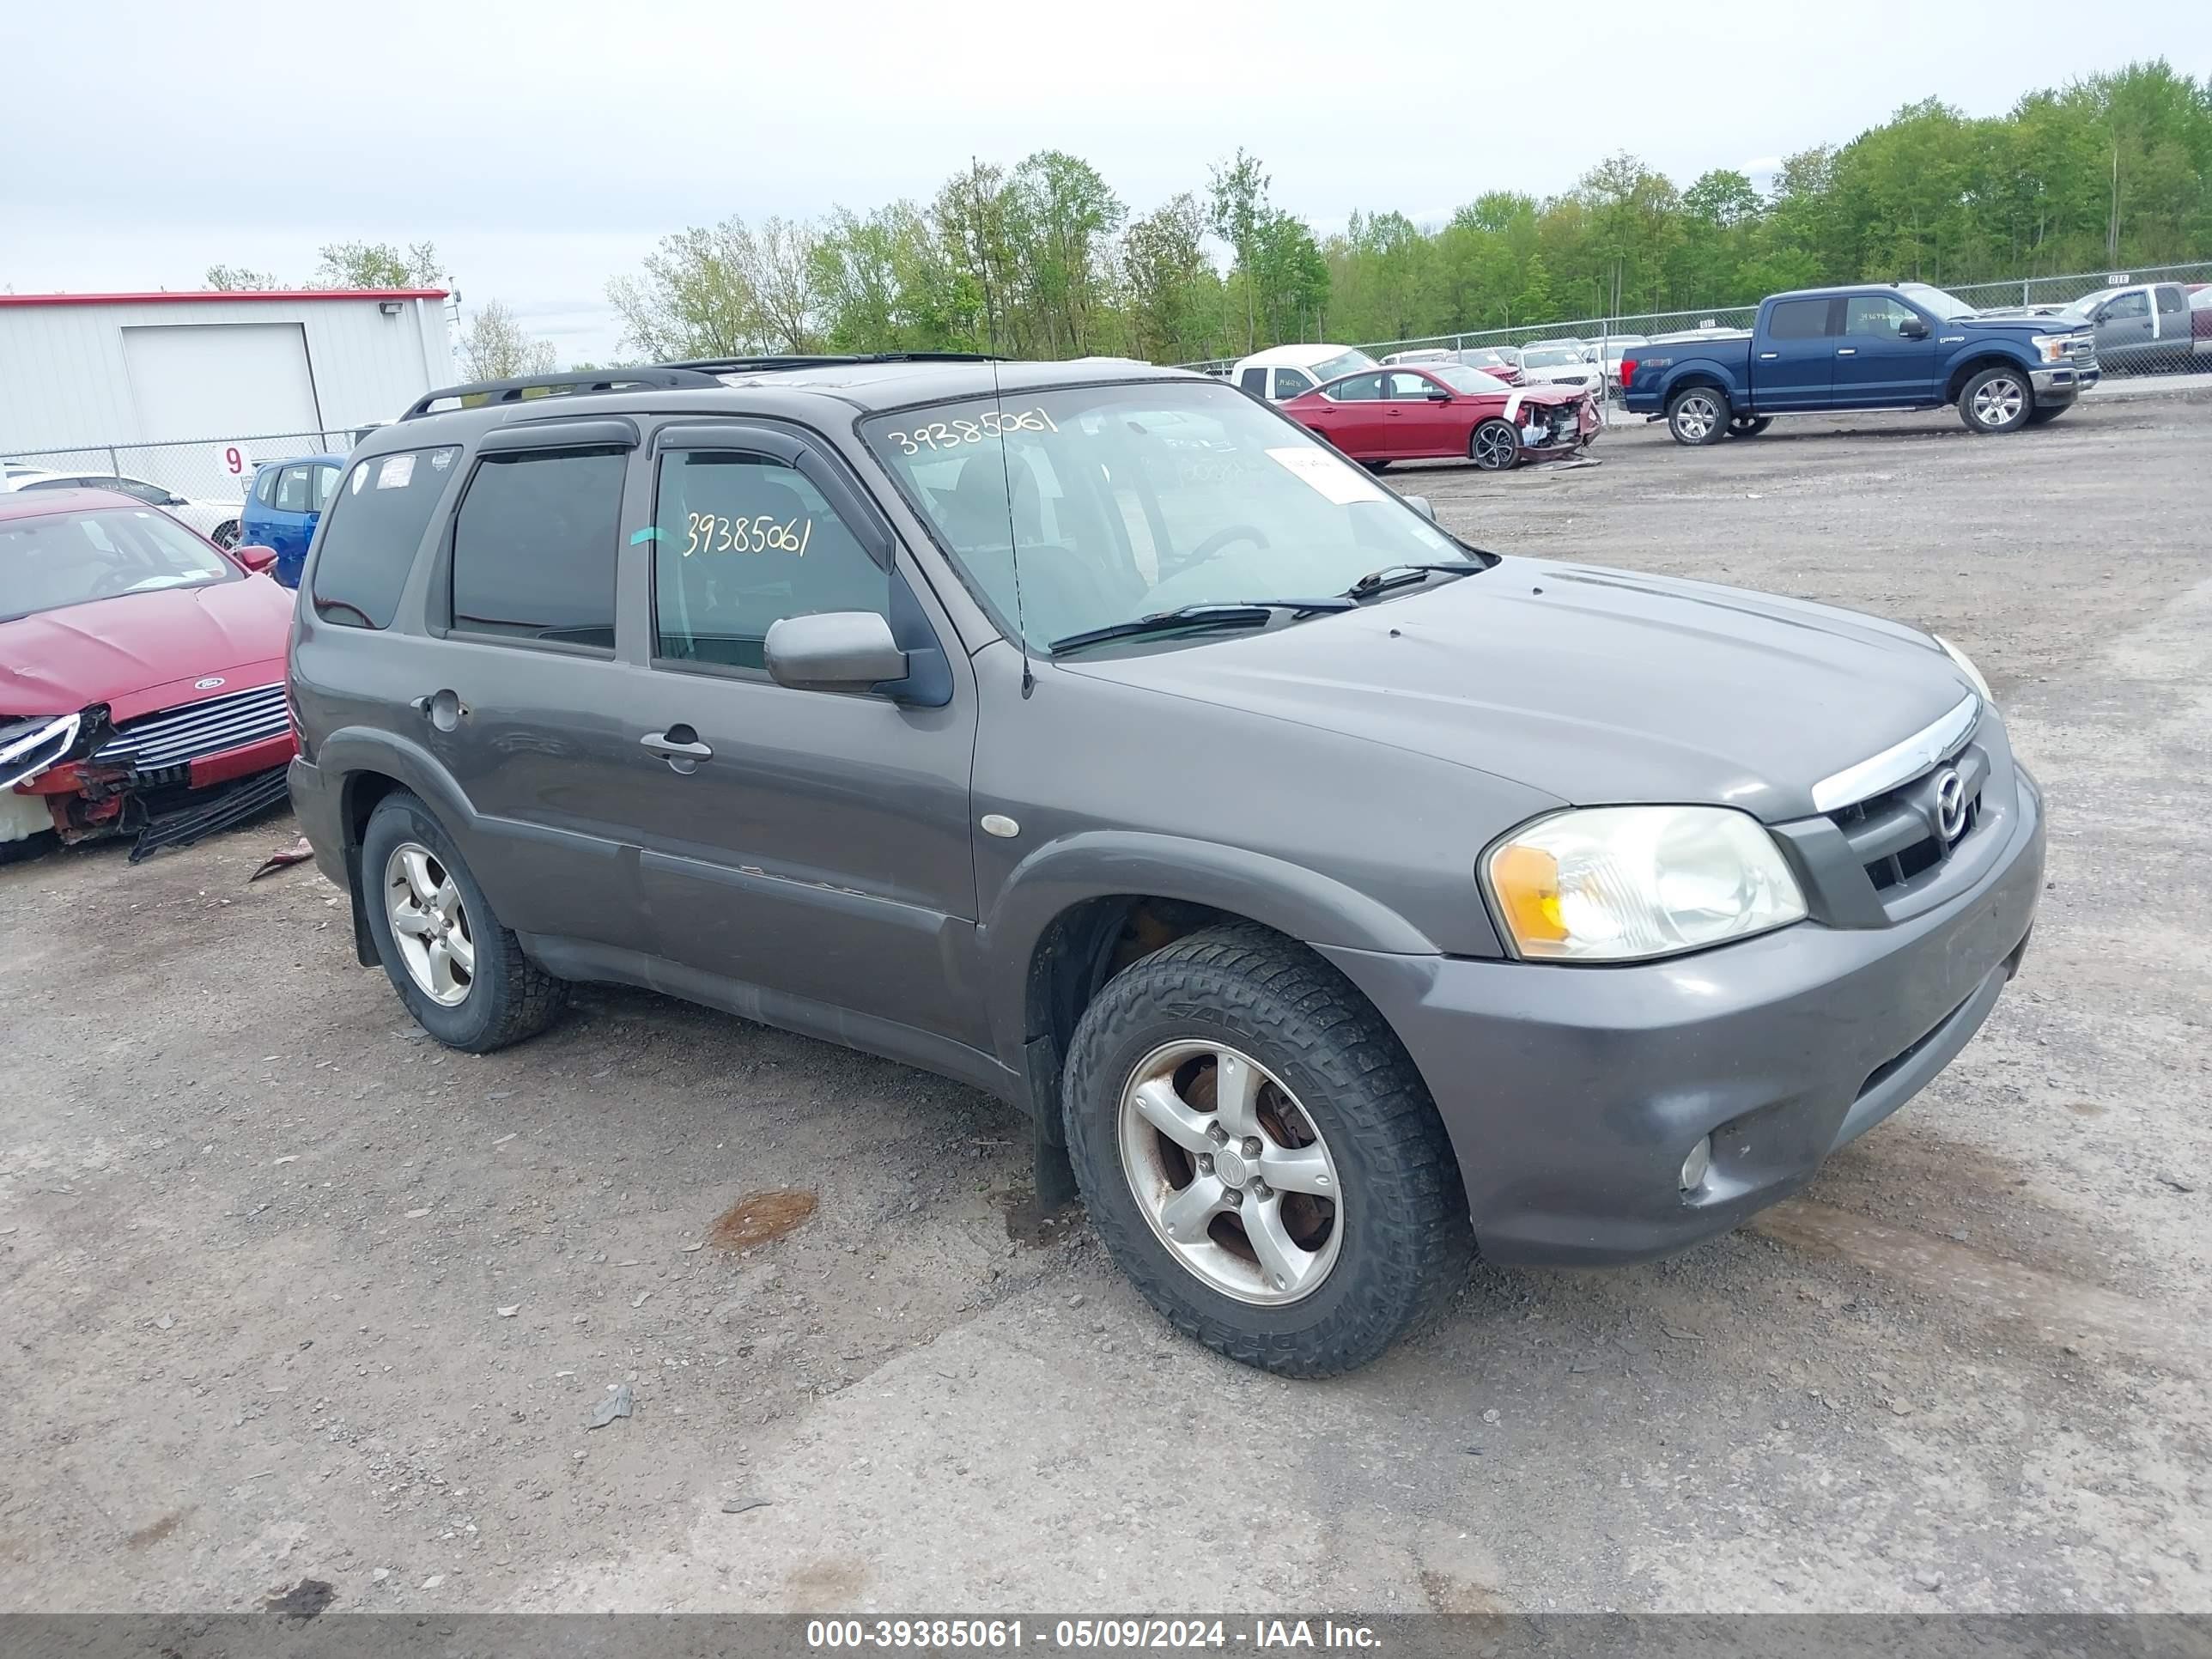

764,611,908,693
1404,495,1436,521
1425,390,1453,402
1899,318,1930,340
234,544,279,574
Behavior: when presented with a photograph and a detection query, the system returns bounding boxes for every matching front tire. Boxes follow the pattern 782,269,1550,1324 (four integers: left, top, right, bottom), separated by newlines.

1959,366,2033,433
360,791,566,1052
1468,418,1519,471
1062,924,1474,1377
1667,386,1728,445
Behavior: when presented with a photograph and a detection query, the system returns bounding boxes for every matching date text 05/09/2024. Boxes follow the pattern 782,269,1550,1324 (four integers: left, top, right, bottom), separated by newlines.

804,1619,1383,1650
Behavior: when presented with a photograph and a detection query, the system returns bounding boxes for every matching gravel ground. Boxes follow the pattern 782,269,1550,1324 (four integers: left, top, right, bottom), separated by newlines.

2,396,2207,1615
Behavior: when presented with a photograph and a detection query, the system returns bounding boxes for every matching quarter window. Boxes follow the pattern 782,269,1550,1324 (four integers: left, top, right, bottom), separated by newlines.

652,451,888,672
1767,298,1834,340
310,447,459,629
1237,368,1267,396
449,449,623,648
253,467,278,506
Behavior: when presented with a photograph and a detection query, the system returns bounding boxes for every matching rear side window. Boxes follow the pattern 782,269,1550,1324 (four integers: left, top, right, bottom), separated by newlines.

311,447,459,629
1767,299,1834,340
1237,368,1267,395
2155,285,2185,316
449,449,623,649
274,465,314,512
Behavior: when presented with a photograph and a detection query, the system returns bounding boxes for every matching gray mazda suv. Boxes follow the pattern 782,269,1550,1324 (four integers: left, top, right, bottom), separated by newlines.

286,356,2043,1376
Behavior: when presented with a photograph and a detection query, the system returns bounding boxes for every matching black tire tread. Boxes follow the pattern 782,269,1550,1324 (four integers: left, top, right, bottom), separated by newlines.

1958,364,2033,434
1062,922,1474,1376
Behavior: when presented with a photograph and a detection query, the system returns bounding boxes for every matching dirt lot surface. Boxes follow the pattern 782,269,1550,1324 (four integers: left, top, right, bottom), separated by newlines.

3,397,2208,1615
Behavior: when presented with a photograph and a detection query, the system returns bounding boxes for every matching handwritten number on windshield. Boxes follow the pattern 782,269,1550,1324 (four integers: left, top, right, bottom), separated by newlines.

884,407,1060,455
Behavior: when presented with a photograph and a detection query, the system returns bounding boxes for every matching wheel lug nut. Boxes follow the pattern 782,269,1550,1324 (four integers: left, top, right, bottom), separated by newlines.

1198,1155,1213,1175
1250,1182,1269,1200
1226,1188,1243,1206
1242,1138,1262,1158
1208,1122,1228,1144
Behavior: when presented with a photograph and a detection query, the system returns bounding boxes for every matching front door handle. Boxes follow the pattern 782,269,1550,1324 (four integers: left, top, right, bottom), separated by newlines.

1759,351,1779,360
642,727,713,774
1836,347,1858,356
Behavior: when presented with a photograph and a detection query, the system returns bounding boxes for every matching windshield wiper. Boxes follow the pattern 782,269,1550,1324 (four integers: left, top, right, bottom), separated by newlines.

1341,562,1484,600
1048,599,1354,656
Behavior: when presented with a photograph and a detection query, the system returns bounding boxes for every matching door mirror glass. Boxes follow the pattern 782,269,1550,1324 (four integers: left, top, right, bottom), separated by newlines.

764,611,908,692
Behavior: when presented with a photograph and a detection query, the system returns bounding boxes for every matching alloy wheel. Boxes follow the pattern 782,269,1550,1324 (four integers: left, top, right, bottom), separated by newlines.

384,842,476,1006
1470,422,1518,470
1117,1039,1344,1304
1674,392,1721,441
1972,376,2026,428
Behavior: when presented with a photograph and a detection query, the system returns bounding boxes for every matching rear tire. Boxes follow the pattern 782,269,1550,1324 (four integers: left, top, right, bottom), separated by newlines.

1666,386,1728,445
1959,366,2033,434
1468,418,1519,471
1726,415,1773,438
1061,923,1474,1377
360,791,566,1053
212,520,241,549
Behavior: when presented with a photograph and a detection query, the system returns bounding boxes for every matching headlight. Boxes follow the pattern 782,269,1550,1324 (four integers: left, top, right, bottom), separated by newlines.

2031,334,2069,363
1484,805,1807,963
1932,633,1992,702
0,712,81,792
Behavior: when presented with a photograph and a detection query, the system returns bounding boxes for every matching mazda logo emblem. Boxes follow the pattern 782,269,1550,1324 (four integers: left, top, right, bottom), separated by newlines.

1934,769,1968,841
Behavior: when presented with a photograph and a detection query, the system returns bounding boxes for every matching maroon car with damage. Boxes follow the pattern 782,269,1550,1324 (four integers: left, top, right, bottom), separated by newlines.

1282,363,1596,471
1,488,296,861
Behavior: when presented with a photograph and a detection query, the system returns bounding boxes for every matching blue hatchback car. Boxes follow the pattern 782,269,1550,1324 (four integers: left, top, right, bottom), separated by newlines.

240,453,344,587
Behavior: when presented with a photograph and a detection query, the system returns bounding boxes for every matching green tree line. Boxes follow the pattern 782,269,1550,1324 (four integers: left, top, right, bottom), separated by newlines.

603,60,2209,365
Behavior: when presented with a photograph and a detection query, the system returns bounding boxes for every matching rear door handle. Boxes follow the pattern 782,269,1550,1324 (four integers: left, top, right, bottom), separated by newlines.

1836,347,1857,356
1758,351,1779,360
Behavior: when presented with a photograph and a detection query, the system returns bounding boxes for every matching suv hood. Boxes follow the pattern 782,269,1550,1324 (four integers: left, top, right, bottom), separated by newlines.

1060,556,1978,823
0,577,291,720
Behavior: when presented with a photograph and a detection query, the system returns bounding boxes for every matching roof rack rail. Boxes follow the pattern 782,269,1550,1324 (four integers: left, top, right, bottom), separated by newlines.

400,367,722,420
661,352,1003,374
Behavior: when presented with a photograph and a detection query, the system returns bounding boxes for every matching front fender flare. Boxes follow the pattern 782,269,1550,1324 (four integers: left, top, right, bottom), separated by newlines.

978,830,1441,1065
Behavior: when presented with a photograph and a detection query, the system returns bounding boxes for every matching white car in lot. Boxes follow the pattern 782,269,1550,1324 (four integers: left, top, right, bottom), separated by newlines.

1516,341,1603,395
2,465,245,547
1231,343,1378,402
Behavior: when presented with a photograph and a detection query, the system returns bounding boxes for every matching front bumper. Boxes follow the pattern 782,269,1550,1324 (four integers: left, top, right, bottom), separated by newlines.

2033,359,2100,401
1319,766,2044,1266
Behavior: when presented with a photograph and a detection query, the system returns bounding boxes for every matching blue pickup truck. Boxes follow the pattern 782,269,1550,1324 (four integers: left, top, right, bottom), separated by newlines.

1622,283,2100,444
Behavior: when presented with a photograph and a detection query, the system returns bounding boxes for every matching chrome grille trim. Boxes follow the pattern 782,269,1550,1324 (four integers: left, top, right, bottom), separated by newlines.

94,683,289,769
1810,692,1980,813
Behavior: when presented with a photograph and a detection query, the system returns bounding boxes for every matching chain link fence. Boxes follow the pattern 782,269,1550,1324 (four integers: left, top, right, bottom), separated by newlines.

2,428,375,532
1182,259,2212,382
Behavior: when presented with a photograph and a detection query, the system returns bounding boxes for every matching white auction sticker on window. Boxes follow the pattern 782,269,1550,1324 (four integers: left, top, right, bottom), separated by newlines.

376,454,416,491
1266,446,1386,506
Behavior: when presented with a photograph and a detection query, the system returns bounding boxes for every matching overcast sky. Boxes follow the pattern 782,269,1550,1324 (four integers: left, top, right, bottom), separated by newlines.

3,0,2193,365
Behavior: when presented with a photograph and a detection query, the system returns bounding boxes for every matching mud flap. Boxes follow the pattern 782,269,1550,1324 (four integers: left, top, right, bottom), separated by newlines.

128,769,291,863
1024,1031,1079,1212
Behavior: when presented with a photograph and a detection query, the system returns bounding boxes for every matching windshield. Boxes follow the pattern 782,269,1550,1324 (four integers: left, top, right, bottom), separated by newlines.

2054,288,2117,321
1429,365,1510,395
1899,283,1978,321
1309,348,1376,382
863,381,1476,652
1520,347,1583,368
1,507,236,623
1459,349,1512,368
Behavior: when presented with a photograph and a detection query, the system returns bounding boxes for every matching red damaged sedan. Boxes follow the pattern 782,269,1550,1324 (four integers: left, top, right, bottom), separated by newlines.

2,489,296,862
1284,363,1595,470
